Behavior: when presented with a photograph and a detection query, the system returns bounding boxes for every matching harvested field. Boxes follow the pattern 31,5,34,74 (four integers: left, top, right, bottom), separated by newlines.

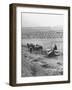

21,45,63,77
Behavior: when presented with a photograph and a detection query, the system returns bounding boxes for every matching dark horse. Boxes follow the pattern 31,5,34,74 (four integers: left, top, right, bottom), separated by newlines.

34,44,43,51
27,43,43,53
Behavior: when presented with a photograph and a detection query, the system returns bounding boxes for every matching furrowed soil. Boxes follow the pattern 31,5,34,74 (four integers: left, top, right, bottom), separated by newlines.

21,45,63,77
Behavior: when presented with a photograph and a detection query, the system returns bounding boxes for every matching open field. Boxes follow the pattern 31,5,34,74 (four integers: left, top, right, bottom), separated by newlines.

21,45,63,77
21,30,63,77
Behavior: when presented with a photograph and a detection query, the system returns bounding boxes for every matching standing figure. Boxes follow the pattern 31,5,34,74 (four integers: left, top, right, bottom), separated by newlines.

53,44,57,50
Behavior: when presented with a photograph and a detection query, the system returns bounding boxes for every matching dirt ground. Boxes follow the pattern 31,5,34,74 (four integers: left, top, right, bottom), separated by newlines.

21,46,63,77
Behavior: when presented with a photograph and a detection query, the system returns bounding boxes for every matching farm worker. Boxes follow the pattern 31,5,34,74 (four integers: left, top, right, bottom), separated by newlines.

53,44,57,50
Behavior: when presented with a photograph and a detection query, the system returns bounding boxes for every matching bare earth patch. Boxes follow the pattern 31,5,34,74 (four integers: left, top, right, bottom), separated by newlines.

21,46,63,77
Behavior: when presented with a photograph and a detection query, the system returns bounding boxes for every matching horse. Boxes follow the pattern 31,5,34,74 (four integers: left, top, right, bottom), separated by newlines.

27,43,43,53
34,44,43,51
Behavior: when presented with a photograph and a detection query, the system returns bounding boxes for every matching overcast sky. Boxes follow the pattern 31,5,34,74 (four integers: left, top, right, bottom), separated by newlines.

21,13,64,27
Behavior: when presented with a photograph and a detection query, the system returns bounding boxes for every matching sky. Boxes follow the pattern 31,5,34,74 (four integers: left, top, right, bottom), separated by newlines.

21,12,64,28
